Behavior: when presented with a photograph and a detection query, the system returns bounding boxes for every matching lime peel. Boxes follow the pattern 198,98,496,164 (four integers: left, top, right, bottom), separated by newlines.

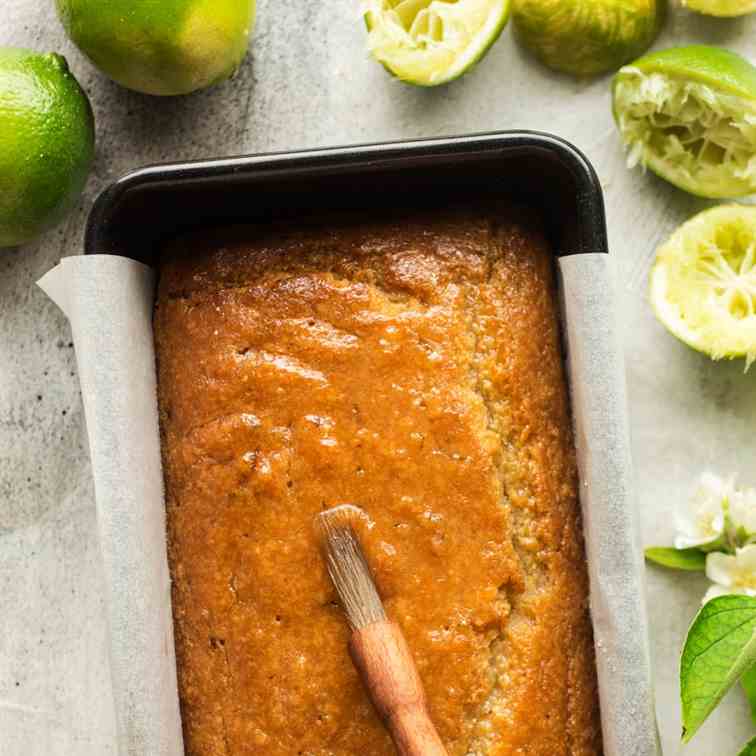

0,47,94,247
683,0,756,16
615,65,756,198
650,205,756,369
363,0,510,86
512,0,663,78
55,0,255,96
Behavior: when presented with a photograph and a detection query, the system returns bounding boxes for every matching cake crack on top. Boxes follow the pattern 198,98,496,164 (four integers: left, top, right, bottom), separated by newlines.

218,640,233,756
459,284,512,755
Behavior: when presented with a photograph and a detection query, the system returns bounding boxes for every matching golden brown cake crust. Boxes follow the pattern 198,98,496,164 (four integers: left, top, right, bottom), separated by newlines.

154,207,602,756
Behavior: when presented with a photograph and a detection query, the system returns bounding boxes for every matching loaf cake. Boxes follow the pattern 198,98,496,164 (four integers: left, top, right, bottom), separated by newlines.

154,206,602,755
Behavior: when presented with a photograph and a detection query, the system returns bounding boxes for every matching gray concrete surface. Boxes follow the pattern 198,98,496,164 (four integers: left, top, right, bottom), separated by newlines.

1,1,756,754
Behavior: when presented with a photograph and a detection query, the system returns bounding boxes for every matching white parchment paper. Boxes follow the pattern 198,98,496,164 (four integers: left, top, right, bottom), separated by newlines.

37,256,183,756
38,252,658,756
558,254,661,756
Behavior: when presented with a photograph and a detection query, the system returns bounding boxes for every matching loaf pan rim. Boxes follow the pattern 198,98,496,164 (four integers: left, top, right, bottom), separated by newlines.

83,129,608,261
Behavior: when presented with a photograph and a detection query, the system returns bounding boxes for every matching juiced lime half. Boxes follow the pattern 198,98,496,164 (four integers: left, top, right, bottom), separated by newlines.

683,0,756,16
363,0,511,86
650,204,756,368
613,46,756,198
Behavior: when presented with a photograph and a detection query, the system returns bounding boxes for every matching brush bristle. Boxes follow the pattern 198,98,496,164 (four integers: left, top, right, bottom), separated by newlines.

316,505,386,631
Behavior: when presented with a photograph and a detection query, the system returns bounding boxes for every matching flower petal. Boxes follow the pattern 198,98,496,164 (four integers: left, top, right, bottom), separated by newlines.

730,487,756,534
675,473,730,547
706,552,737,587
735,544,756,572
702,584,731,604
674,533,722,550
701,585,756,604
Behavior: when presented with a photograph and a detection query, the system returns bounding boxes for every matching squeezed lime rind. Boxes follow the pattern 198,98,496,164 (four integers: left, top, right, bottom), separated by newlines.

364,0,510,87
684,0,756,16
650,204,756,369
613,46,756,199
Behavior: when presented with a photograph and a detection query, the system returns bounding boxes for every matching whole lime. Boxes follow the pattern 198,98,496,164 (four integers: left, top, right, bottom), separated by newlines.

0,48,94,248
55,0,256,96
512,0,665,77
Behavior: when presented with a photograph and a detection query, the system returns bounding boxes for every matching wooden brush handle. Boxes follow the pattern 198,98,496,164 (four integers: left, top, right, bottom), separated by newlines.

349,621,449,756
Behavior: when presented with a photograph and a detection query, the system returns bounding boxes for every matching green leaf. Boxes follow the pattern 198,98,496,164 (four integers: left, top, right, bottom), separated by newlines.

680,594,756,742
645,546,707,571
738,735,756,756
741,663,756,727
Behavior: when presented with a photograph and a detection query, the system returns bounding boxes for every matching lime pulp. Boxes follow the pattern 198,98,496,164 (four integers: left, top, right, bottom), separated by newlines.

650,204,756,368
364,0,511,86
613,46,756,199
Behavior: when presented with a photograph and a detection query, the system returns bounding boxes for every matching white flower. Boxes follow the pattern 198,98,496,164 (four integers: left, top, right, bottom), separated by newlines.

730,485,756,536
703,545,756,604
702,584,735,603
674,473,731,549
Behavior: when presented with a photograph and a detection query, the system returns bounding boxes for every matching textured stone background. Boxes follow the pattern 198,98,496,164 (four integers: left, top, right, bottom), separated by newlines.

1,1,755,754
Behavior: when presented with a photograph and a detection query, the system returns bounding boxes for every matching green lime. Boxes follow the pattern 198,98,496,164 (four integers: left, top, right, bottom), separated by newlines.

683,0,756,16
363,0,510,87
512,0,665,77
650,204,756,368
0,48,94,248
613,46,756,199
55,0,256,96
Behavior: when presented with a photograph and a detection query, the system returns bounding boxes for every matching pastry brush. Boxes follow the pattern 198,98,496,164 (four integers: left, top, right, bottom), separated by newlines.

316,504,449,756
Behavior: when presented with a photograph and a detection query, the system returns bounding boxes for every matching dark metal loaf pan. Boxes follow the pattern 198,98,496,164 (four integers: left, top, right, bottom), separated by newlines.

76,131,663,756
84,131,608,261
